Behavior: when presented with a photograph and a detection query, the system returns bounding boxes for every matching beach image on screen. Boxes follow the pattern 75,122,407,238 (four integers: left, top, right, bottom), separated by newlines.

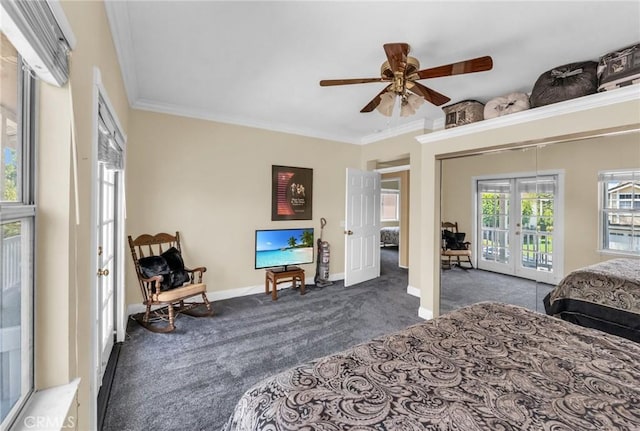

255,228,314,269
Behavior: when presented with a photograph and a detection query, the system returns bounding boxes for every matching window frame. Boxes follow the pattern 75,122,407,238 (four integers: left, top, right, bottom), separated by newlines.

599,169,640,255
0,46,36,430
380,188,400,222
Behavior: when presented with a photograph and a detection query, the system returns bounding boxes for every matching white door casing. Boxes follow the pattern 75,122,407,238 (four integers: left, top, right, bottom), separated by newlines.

344,168,381,286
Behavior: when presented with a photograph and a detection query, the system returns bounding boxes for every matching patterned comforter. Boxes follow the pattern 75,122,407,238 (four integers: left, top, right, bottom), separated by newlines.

380,226,399,246
544,258,640,342
223,302,640,431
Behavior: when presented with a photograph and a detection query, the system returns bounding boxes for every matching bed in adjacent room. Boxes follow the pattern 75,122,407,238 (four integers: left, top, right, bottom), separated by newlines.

223,301,640,431
544,257,640,342
380,226,399,246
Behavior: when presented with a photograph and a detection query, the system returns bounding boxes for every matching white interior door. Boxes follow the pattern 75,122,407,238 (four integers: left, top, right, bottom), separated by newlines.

477,174,561,284
96,164,117,382
344,168,381,286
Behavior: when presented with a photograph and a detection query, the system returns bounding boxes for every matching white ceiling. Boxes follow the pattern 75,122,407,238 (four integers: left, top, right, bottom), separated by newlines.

105,1,640,144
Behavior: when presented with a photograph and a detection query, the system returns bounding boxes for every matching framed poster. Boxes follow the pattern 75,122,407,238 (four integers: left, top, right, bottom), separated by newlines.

272,165,313,220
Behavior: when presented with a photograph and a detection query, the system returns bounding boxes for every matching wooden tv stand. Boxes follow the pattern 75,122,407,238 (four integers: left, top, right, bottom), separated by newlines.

265,267,305,301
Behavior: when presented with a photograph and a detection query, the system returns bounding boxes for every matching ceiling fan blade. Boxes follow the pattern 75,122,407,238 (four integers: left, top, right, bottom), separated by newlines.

415,56,493,80
360,84,393,112
407,81,451,106
383,43,409,74
320,77,388,86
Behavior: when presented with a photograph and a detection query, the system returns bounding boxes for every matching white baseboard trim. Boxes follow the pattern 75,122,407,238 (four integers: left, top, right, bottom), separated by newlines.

399,265,408,269
127,272,346,316
418,306,433,320
406,285,420,298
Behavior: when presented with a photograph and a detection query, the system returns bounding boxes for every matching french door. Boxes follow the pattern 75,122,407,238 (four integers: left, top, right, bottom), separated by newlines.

96,163,118,381
477,174,561,284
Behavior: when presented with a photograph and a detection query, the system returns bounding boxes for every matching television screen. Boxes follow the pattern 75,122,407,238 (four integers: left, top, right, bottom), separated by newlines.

255,228,314,270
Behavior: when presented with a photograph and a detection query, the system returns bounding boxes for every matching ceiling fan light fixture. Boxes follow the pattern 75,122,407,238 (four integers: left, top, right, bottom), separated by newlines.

399,93,424,117
376,92,396,117
407,93,425,109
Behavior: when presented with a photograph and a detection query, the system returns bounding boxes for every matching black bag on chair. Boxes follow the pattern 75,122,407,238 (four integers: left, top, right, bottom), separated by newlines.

443,230,468,250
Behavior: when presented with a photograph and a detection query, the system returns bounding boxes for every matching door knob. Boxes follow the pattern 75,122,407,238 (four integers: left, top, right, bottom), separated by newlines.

344,230,353,235
97,268,110,277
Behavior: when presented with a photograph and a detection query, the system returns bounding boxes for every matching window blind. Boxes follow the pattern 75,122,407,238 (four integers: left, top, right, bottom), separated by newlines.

98,97,124,170
598,170,640,183
478,180,511,194
0,0,71,86
517,176,557,194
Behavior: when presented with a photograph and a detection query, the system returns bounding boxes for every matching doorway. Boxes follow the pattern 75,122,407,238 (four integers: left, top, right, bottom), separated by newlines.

92,69,126,430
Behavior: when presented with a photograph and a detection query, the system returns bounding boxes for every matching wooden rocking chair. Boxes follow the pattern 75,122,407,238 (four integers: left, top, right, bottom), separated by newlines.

128,232,213,333
441,221,474,270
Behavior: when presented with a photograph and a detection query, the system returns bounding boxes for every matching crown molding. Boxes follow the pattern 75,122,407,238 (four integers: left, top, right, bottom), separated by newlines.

133,99,358,144
417,85,640,145
359,119,428,145
104,0,138,105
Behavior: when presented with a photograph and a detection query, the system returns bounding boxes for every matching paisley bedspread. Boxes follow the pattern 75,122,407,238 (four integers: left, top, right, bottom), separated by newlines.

223,302,640,431
380,226,399,246
544,258,640,341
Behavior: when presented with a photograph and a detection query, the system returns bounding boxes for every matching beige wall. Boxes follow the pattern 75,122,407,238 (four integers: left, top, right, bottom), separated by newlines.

125,110,361,304
36,1,130,429
441,133,640,278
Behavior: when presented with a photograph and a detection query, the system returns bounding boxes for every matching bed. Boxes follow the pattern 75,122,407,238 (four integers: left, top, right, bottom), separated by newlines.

544,257,640,342
380,226,399,246
223,301,640,430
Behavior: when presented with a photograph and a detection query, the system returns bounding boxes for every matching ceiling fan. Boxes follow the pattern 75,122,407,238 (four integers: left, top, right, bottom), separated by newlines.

319,43,493,117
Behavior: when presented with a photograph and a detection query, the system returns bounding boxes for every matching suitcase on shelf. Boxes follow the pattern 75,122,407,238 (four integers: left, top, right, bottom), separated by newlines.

442,100,484,129
598,43,640,91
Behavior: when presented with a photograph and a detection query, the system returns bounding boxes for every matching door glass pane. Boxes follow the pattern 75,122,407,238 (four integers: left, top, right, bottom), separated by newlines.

518,177,556,273
479,183,511,265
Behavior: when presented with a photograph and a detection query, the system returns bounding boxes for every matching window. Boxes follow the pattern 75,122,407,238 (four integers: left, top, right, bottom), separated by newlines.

381,189,400,222
1,31,35,429
599,170,640,254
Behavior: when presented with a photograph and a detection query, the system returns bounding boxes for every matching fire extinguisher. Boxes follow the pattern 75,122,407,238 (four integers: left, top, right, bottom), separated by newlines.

314,217,332,287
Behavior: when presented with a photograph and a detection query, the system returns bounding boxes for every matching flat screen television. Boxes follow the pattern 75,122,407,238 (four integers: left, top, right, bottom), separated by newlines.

255,228,314,271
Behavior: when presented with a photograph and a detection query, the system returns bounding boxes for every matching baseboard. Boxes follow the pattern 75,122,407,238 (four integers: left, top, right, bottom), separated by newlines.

418,306,433,320
406,285,420,298
126,272,346,316
399,265,408,269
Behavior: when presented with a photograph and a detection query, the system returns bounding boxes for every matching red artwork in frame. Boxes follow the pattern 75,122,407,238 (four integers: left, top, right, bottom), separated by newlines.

271,165,313,221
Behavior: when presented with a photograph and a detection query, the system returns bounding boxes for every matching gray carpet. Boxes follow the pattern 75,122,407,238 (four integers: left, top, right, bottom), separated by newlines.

103,249,553,430
103,246,421,431
441,266,553,315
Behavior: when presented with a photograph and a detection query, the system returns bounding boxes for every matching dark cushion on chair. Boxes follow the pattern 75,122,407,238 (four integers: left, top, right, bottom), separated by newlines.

138,255,172,292
161,247,190,288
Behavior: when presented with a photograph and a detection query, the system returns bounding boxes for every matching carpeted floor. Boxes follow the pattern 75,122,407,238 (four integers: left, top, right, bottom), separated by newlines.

103,246,421,431
440,266,553,315
103,248,553,430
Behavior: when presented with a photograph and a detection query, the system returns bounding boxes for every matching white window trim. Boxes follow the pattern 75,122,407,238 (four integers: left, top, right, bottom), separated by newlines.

380,188,400,222
598,169,640,255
